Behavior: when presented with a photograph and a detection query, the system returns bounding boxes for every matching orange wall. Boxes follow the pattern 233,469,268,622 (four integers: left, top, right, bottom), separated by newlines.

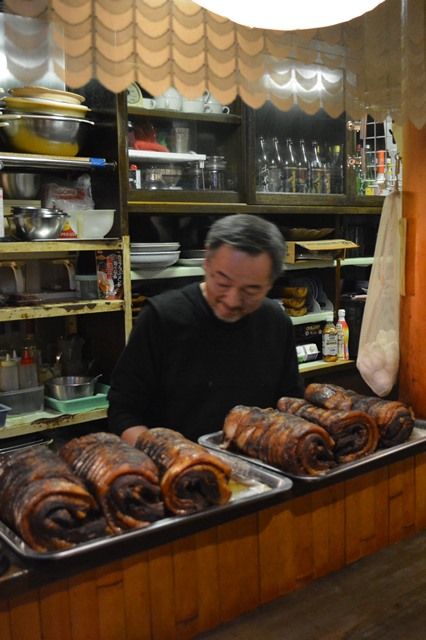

399,124,426,415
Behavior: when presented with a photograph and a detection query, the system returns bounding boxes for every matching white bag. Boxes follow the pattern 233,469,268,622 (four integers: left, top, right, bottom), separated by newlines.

356,191,404,396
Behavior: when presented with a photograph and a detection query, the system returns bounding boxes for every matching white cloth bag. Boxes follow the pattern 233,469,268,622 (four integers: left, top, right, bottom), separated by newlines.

356,191,404,396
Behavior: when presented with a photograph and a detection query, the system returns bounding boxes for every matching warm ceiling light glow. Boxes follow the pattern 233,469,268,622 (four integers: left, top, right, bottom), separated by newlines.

192,0,386,30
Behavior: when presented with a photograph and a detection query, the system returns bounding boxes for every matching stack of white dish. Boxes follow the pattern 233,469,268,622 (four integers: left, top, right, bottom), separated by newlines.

130,242,181,271
1,85,90,118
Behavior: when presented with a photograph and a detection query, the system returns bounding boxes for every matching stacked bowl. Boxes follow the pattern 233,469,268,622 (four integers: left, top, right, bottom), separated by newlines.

130,242,181,273
0,85,94,156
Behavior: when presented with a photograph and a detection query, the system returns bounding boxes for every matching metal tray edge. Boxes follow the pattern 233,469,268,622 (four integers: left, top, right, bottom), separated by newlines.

0,449,292,562
199,421,426,483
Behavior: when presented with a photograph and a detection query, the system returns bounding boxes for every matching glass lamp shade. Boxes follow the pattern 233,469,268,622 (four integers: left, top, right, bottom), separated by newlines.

191,0,386,30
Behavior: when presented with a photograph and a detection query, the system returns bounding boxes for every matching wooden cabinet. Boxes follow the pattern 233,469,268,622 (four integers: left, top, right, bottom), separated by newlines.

118,90,384,375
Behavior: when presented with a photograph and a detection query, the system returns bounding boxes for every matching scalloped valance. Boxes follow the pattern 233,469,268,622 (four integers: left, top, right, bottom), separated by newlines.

2,0,425,127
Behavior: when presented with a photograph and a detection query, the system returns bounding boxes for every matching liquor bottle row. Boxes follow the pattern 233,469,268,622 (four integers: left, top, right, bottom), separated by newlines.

256,136,344,195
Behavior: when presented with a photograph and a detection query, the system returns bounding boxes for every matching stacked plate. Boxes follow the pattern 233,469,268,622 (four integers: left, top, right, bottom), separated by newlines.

2,86,90,118
130,242,181,271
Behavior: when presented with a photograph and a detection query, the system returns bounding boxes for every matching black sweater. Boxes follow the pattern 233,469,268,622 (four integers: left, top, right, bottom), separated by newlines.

108,282,304,441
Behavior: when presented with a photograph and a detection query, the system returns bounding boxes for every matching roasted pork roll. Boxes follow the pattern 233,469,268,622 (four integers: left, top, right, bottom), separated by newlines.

222,405,336,476
277,396,379,463
135,428,232,516
0,446,108,552
60,432,164,533
304,383,415,448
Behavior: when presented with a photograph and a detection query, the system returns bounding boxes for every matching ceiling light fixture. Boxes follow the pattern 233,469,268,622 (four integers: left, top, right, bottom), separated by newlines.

191,0,386,31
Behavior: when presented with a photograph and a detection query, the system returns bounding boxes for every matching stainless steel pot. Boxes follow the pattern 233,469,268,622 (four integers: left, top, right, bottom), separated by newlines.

45,374,102,400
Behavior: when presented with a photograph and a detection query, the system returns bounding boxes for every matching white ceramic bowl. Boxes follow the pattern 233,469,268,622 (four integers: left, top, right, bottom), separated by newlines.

130,242,180,253
130,250,180,270
76,209,115,238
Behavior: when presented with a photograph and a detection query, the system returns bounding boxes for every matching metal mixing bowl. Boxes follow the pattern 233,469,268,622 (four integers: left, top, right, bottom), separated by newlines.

11,207,69,240
45,375,101,400
0,173,41,199
0,113,94,156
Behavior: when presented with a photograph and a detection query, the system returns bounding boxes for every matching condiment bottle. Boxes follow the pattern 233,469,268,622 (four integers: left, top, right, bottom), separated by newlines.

336,308,350,360
18,347,38,389
0,353,19,391
322,313,338,362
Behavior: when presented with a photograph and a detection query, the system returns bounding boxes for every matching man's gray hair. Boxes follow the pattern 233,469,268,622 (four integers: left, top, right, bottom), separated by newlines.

205,214,286,281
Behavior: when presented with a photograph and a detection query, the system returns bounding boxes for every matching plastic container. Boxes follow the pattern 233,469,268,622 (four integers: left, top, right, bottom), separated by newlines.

18,347,39,389
0,385,44,415
0,403,11,426
322,313,338,362
0,354,20,391
336,308,350,360
45,383,110,414
75,274,99,299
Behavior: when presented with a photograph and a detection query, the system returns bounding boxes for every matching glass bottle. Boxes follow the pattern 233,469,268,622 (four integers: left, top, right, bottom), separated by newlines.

296,139,309,193
256,136,270,192
268,136,284,192
281,138,297,193
310,141,323,194
330,144,344,194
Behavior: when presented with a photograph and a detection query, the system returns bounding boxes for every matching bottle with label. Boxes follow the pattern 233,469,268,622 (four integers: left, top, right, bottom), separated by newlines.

322,313,338,362
309,141,324,194
330,144,344,194
336,308,350,360
18,346,39,389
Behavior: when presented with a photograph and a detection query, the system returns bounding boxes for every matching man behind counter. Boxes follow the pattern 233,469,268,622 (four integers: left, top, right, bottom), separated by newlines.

108,214,304,445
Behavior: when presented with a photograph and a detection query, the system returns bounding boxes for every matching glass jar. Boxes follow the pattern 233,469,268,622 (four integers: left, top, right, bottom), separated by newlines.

204,156,227,190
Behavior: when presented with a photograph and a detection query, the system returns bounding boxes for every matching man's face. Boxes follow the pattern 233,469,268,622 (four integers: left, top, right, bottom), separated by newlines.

203,244,273,322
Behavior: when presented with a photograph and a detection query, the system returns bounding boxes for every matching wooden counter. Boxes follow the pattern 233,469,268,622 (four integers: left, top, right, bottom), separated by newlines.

1,447,426,640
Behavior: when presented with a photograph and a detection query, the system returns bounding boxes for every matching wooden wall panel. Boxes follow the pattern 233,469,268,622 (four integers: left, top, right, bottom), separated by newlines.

39,580,72,640
344,468,389,564
388,458,416,543
415,452,426,531
8,591,42,640
257,503,296,603
0,599,11,640
122,552,152,640
147,543,177,640
173,536,199,640
311,484,345,577
68,569,100,640
195,527,220,634
95,561,126,640
216,514,259,623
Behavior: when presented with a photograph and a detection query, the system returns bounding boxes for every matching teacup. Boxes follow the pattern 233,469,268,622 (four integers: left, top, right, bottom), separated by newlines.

182,99,205,113
204,103,230,115
155,88,182,111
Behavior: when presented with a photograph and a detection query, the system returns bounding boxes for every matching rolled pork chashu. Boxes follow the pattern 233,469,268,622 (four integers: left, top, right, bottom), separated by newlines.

135,428,232,516
277,396,379,463
222,405,336,476
304,383,415,448
60,432,164,533
0,446,108,552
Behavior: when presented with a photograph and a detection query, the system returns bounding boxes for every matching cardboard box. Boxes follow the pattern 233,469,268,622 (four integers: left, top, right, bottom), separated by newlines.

284,239,359,264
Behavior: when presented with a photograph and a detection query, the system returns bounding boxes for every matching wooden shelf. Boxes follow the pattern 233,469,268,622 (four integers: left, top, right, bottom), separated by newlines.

0,407,107,440
299,359,355,374
0,239,122,255
0,299,124,322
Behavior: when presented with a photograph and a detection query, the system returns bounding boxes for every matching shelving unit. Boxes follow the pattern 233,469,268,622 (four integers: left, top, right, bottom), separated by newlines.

0,83,132,439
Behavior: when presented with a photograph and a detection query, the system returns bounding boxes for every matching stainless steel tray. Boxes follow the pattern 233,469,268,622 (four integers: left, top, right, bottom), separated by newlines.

0,449,292,562
199,420,426,483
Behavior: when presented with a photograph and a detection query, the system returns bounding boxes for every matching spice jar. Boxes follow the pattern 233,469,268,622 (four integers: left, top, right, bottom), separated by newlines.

204,156,227,190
